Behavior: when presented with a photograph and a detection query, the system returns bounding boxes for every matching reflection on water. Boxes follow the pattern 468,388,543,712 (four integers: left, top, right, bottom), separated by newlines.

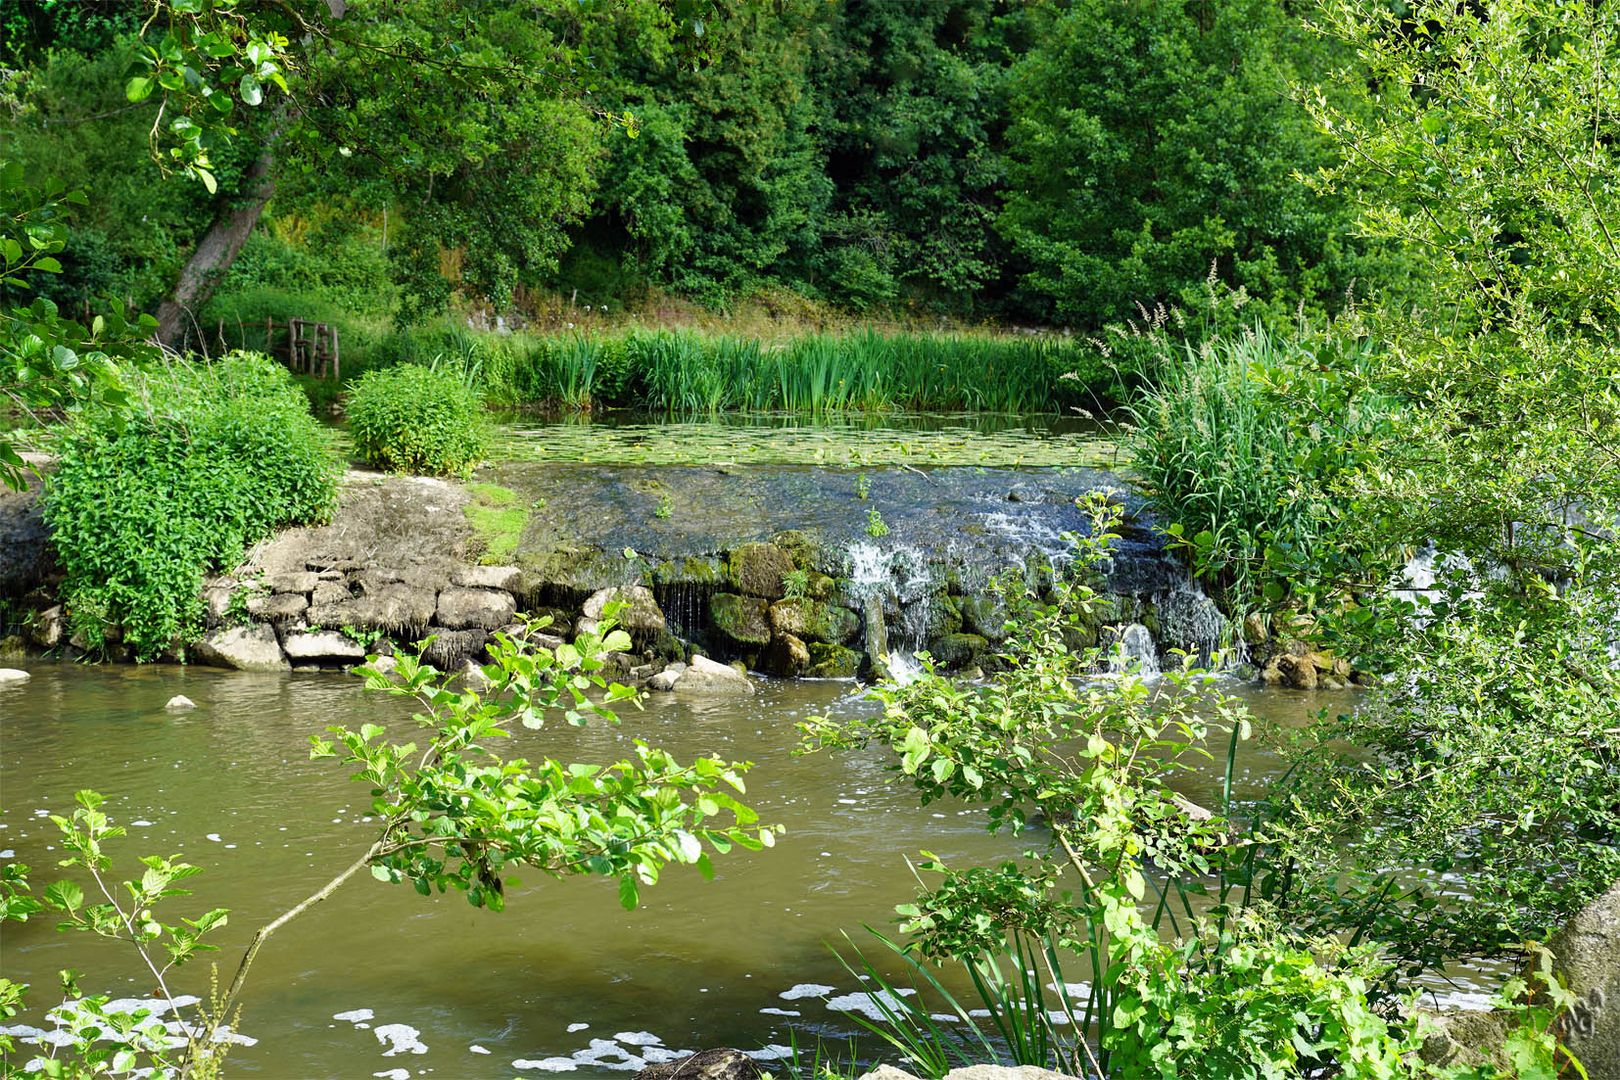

0,664,1469,1076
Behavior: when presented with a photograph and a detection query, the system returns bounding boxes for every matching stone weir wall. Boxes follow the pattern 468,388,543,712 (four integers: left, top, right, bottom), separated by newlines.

2,464,1252,689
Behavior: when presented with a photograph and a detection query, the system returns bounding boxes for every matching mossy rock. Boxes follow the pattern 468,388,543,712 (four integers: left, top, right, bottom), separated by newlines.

725,542,794,599
768,597,860,644
806,642,862,679
925,593,964,638
650,555,724,587
709,592,771,648
959,594,1010,641
770,530,821,571
805,571,837,601
760,633,810,677
928,632,988,670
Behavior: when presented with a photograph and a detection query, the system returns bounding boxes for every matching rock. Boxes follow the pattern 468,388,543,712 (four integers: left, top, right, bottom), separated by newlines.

647,662,687,692
202,588,235,624
247,592,309,623
582,585,667,635
710,593,771,649
164,695,197,710
0,668,31,685
768,597,860,644
770,529,821,570
281,630,368,666
435,587,517,631
1242,611,1269,645
27,605,64,649
760,633,810,677
959,594,1009,641
368,655,400,676
421,629,489,671
725,542,794,599
1550,879,1620,1077
308,583,438,637
451,564,522,591
1260,640,1317,690
630,662,659,681
806,642,862,679
635,1048,759,1080
267,571,319,595
675,654,756,695
311,580,351,607
192,624,288,672
459,659,493,694
929,632,988,670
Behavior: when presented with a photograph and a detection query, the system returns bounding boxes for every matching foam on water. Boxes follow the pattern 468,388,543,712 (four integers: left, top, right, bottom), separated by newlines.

779,983,836,1000
375,1023,428,1056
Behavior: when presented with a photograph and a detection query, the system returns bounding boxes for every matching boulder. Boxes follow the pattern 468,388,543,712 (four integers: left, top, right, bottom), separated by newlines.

760,633,810,677
770,529,820,570
635,1048,760,1080
710,593,771,649
768,598,860,644
582,586,667,635
192,624,288,672
267,571,319,595
725,542,794,599
164,695,197,710
435,587,517,631
929,632,988,670
1242,611,1269,645
27,605,64,649
281,630,368,666
1550,879,1620,1078
647,662,687,692
0,635,25,660
960,594,1010,641
311,580,352,607
451,564,522,591
675,654,756,696
459,659,494,694
247,592,309,623
308,583,438,637
0,668,31,685
806,642,862,679
421,629,489,671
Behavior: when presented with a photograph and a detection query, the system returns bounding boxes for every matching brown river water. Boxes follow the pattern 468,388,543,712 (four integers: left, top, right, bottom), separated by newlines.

0,663,1443,1077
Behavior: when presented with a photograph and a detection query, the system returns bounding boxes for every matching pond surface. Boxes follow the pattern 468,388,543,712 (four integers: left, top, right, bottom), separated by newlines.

1,664,1349,1076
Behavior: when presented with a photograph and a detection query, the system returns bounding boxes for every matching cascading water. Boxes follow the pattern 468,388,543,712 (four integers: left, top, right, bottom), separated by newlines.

843,540,939,684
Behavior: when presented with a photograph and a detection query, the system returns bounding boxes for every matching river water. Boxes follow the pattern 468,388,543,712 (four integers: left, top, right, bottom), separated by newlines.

0,663,1349,1077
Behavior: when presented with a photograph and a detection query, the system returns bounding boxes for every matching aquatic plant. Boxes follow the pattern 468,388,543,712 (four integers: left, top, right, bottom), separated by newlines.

865,506,889,539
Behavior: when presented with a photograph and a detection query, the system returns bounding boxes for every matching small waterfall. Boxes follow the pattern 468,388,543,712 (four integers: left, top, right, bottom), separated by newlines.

845,540,938,683
1109,623,1160,676
654,581,713,643
1152,584,1232,668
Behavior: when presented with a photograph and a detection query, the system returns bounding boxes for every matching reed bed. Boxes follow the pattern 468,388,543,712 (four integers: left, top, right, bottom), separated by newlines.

466,328,1108,414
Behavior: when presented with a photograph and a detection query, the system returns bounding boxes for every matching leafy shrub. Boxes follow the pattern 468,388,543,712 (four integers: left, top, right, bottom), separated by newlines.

42,352,337,659
345,362,488,477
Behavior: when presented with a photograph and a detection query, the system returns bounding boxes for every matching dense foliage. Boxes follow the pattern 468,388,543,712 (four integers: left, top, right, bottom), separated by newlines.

42,351,336,658
345,362,489,477
1,0,1388,333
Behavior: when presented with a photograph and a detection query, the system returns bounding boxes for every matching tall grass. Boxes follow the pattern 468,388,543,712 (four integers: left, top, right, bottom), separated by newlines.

474,328,1110,414
1123,325,1395,608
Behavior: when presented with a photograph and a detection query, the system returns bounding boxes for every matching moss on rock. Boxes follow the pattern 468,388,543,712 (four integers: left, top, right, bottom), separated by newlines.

710,592,771,648
805,642,862,679
725,542,794,599
768,597,860,644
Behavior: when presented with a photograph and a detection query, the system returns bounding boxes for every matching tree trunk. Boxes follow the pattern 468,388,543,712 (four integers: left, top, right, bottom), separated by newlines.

154,147,276,349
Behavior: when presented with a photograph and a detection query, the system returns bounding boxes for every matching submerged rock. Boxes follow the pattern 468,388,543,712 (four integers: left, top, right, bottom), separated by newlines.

164,695,197,710
0,668,31,685
635,1048,759,1080
675,654,755,695
647,661,687,692
193,624,288,672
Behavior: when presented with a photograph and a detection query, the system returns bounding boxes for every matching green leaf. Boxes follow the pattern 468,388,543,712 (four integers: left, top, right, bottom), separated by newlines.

617,875,640,910
125,76,154,102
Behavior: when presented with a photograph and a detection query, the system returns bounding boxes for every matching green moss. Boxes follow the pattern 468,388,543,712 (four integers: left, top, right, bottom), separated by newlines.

710,592,771,647
805,642,862,678
465,483,527,564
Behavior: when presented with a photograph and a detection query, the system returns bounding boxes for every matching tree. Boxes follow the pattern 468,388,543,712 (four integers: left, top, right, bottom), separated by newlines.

998,0,1369,327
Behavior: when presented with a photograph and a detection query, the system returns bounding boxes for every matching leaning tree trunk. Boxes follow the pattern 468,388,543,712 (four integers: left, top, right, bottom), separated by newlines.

154,147,276,349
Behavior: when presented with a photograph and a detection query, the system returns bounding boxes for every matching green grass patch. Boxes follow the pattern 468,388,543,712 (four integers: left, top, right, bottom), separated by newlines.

465,482,527,564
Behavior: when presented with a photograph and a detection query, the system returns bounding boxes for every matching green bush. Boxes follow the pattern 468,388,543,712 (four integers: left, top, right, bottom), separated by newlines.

42,352,338,659
345,362,488,477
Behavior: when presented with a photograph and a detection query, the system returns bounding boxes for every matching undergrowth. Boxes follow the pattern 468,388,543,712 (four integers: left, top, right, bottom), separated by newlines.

42,352,337,659
346,362,488,478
